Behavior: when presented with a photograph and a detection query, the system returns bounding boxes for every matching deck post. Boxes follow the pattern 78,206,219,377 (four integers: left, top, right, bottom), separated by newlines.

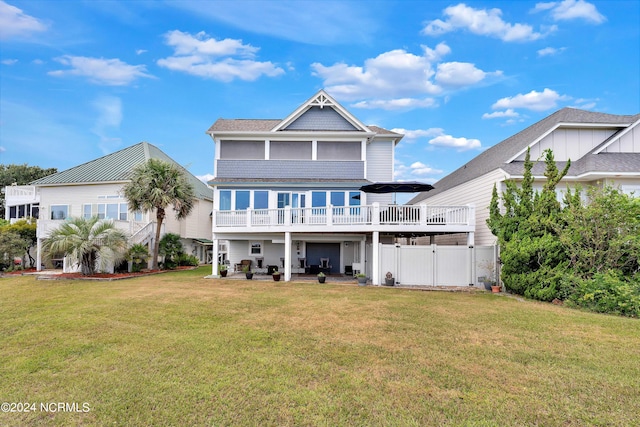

284,231,292,281
211,236,220,277
372,231,380,285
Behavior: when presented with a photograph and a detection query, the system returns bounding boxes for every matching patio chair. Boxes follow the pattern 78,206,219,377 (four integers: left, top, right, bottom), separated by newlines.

235,259,252,272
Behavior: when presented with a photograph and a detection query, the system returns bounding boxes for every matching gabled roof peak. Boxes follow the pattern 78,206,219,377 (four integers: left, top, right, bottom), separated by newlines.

272,89,372,133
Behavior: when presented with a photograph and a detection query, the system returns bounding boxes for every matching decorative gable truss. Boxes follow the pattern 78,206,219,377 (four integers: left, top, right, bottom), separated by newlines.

272,90,373,134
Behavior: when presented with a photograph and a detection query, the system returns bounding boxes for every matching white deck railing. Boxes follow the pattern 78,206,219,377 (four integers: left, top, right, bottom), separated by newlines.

4,185,39,203
214,204,474,229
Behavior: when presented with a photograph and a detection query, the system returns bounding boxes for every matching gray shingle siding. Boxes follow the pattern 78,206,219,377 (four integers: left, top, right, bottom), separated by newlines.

216,160,364,180
283,106,358,131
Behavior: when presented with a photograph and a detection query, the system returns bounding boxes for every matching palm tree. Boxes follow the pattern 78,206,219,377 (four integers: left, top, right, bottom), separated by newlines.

43,217,129,275
122,159,195,270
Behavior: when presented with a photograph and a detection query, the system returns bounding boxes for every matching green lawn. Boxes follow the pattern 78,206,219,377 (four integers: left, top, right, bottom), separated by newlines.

1,267,638,426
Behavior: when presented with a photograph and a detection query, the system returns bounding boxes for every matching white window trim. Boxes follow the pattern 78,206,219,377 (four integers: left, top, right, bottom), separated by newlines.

249,241,263,256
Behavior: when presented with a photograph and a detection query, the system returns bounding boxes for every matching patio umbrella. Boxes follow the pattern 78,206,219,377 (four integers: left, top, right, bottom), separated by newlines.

359,181,434,194
359,181,434,203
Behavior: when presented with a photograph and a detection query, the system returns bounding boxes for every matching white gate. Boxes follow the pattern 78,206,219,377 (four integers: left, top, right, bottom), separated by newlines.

379,244,498,287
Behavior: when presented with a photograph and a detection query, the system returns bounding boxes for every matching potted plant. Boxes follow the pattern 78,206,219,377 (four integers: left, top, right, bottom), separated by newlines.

242,264,253,280
218,264,228,277
356,273,367,286
272,271,281,281
317,272,326,283
479,261,499,291
384,271,395,286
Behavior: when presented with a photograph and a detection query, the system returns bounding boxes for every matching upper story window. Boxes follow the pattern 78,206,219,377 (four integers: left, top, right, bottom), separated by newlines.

317,141,361,160
220,141,265,159
270,141,312,160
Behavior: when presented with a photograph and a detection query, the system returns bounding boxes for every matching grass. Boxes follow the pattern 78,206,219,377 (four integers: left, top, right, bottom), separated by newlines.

1,266,639,426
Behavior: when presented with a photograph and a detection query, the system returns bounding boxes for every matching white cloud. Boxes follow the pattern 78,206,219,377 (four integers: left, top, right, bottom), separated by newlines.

391,128,444,141
423,42,451,62
1,58,17,65
409,161,444,176
167,1,378,46
0,1,47,40
533,0,606,24
393,160,442,181
135,49,147,55
49,55,153,86
157,30,284,82
482,109,519,119
429,134,482,151
436,62,496,87
572,97,599,110
0,146,5,153
197,174,215,184
312,43,499,110
422,3,554,42
91,95,123,153
492,88,570,111
392,127,481,151
537,46,566,56
352,97,437,110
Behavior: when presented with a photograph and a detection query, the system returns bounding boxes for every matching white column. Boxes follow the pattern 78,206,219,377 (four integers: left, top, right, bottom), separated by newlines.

372,231,380,285
284,232,292,282
211,236,220,277
36,238,42,271
466,232,475,246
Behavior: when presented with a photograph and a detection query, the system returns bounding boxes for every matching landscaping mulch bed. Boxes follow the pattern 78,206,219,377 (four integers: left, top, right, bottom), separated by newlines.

3,266,196,281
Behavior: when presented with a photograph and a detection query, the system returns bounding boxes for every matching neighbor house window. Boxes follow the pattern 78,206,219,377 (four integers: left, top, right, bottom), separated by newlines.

119,203,128,220
250,241,263,255
83,204,92,219
50,205,68,220
106,203,118,220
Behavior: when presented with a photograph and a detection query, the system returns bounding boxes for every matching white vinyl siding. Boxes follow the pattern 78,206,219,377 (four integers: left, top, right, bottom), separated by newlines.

365,139,394,205
603,123,640,153
416,169,505,246
516,128,618,161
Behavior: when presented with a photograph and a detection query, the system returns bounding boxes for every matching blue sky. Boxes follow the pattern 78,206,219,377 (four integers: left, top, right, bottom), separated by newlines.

1,0,638,202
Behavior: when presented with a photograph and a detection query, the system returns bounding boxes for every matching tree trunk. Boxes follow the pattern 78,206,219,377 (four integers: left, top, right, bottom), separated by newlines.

152,208,165,270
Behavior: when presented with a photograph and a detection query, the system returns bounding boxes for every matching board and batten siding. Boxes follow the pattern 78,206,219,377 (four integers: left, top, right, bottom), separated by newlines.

603,123,640,153
416,169,505,246
365,140,394,205
515,128,618,162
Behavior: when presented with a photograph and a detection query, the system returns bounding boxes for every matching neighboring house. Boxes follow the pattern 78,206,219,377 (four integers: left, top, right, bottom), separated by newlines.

4,142,213,271
409,108,640,246
207,90,476,284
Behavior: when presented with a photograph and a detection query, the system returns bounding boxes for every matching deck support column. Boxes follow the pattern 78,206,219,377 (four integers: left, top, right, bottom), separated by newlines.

36,238,42,271
284,232,292,281
211,235,220,277
372,231,380,285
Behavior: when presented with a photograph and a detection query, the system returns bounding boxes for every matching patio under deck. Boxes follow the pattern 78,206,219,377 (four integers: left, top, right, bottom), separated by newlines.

210,203,476,285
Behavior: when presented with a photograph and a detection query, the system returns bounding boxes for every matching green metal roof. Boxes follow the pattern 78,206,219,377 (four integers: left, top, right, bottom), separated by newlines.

31,142,212,201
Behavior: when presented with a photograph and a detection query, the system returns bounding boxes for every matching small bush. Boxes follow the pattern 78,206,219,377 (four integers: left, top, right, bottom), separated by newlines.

177,253,199,267
566,271,640,317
